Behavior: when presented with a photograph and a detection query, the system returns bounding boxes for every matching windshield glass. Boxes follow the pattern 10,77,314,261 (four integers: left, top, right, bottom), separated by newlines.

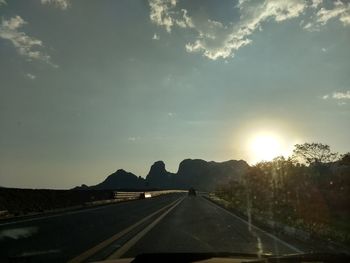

0,0,349,262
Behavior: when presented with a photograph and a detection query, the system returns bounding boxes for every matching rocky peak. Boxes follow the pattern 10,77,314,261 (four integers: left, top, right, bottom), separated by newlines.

146,160,174,188
148,161,166,176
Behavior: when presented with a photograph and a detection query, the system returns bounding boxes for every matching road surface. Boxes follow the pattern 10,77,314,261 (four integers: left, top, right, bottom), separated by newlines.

0,193,304,262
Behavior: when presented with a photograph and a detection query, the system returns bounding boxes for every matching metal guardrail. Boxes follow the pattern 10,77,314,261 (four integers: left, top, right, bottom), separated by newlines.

0,191,188,220
113,190,186,201
113,192,143,201
85,190,187,206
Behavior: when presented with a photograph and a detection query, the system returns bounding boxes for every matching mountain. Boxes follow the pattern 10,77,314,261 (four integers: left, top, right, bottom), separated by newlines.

145,161,176,189
176,159,249,191
91,169,146,190
77,159,250,191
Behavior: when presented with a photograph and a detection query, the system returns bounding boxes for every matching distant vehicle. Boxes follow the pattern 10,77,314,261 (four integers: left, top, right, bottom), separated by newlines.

188,187,196,196
139,192,152,199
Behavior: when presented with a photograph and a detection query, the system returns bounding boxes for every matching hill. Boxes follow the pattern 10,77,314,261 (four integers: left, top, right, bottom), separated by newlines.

78,159,250,191
91,169,146,190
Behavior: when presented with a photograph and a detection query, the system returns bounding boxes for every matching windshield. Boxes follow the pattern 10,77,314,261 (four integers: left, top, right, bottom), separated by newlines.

0,0,349,262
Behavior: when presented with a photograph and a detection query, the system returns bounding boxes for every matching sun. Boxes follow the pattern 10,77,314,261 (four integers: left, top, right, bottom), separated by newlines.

235,121,298,164
249,134,283,163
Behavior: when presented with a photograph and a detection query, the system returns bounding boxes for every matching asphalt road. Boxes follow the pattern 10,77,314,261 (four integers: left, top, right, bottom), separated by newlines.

123,196,301,257
0,194,304,262
0,193,182,262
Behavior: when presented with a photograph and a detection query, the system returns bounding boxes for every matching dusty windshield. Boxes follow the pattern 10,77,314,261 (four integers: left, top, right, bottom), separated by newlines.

0,0,349,262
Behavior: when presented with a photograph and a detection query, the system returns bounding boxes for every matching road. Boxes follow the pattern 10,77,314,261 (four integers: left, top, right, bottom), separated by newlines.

123,196,301,257
0,193,304,262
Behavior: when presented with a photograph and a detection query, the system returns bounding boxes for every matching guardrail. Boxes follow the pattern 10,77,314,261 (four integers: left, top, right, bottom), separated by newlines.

113,191,144,201
85,190,186,206
0,190,188,221
113,190,186,201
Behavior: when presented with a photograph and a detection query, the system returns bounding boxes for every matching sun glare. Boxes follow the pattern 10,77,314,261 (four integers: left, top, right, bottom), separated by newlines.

249,134,283,163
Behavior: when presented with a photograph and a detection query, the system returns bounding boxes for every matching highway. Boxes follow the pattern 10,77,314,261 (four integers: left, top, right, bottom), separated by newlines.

0,193,304,262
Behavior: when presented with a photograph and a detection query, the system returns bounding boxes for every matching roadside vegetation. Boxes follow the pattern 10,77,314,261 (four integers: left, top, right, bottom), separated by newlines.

215,143,350,246
0,189,114,217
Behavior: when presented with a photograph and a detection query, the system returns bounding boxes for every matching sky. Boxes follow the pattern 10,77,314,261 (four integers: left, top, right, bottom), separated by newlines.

0,0,349,189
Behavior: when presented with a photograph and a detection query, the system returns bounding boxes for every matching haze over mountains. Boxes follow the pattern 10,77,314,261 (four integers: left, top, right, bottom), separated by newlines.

78,159,249,191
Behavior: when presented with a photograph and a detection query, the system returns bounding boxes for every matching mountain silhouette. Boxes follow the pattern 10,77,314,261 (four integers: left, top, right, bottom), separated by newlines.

91,169,145,190
145,161,176,189
176,159,249,191
78,159,249,191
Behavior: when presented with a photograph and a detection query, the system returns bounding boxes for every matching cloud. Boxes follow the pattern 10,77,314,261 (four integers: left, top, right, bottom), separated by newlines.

304,0,350,30
188,0,308,59
26,73,36,80
185,18,253,60
149,0,194,32
149,0,307,59
322,91,350,105
0,16,54,65
0,0,7,7
316,1,350,26
332,91,350,99
311,0,323,9
148,0,350,60
152,33,160,40
41,0,70,10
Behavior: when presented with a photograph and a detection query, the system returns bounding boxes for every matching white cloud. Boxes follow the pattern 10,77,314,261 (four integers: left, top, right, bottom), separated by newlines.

321,47,327,52
149,0,176,32
304,0,350,30
322,91,350,103
332,91,350,99
185,18,253,60
176,9,194,28
311,0,322,9
41,0,70,10
148,0,350,60
186,0,307,59
26,73,36,80
0,16,53,65
317,1,350,26
149,0,307,60
149,0,194,32
152,33,160,40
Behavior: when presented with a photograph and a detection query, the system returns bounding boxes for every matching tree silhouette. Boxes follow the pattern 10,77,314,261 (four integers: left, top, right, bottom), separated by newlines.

339,152,350,165
292,143,338,165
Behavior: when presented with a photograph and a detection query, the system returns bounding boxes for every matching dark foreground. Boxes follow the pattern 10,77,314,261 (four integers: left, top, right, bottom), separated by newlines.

124,196,301,257
0,193,314,262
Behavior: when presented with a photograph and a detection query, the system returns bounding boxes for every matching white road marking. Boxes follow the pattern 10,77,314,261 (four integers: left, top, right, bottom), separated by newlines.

0,196,177,227
108,197,185,259
68,197,183,263
202,197,303,253
0,226,38,240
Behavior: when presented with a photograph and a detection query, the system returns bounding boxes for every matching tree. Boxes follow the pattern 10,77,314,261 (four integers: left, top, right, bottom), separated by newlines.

292,143,338,165
339,152,350,165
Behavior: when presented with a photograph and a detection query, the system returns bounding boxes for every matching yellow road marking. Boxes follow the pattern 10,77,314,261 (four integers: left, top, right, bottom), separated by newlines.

67,197,182,263
108,197,184,259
